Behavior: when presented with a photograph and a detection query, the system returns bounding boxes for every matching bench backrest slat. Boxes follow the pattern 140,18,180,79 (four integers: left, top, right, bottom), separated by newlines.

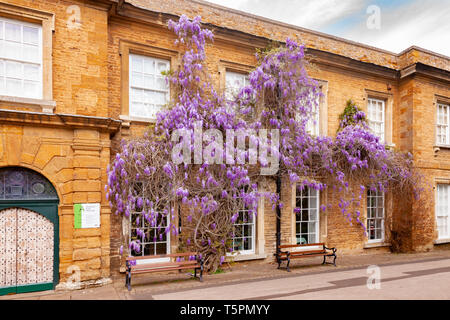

126,252,199,261
131,260,199,270
279,243,324,249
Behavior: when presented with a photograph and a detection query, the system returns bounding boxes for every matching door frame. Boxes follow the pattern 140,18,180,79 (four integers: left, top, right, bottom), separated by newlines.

0,200,59,295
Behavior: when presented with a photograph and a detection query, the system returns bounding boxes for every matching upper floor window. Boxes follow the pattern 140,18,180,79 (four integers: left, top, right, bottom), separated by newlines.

436,103,450,145
306,95,320,136
436,184,450,240
367,189,385,242
367,98,385,142
225,71,249,101
129,54,170,120
295,186,319,244
0,17,42,99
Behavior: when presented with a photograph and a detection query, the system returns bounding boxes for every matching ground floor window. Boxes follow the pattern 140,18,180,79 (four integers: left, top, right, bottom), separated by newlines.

129,205,170,256
367,189,385,242
436,184,450,240
295,186,319,244
231,188,256,254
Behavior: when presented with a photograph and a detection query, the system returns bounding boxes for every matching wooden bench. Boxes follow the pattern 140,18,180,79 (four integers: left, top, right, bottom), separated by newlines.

125,252,204,291
275,243,337,272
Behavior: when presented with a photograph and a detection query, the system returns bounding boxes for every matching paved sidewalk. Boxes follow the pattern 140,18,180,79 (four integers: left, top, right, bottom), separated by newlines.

1,249,450,300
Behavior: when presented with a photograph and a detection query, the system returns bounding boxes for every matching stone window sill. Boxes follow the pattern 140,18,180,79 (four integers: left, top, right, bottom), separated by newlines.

434,238,450,245
0,95,56,113
364,242,391,249
119,114,156,127
226,253,267,262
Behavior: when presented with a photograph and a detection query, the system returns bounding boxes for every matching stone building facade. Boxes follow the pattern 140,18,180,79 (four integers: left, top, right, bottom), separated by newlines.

0,0,448,294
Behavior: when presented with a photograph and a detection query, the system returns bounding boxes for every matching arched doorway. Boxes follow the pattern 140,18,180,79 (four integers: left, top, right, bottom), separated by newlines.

0,167,59,295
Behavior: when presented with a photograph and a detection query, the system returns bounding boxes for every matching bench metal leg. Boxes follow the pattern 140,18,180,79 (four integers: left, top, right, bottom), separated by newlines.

126,272,131,291
199,265,203,282
286,258,291,272
322,254,337,267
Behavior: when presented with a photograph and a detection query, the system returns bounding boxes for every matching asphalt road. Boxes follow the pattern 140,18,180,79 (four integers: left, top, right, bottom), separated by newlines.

150,258,450,300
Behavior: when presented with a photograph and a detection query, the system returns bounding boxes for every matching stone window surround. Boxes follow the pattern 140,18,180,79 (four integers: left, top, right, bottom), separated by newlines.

119,40,178,124
433,94,450,153
364,89,394,149
0,2,55,113
434,178,450,244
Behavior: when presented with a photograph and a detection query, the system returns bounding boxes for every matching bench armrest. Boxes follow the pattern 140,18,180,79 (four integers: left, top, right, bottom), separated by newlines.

274,250,290,257
195,253,204,265
324,246,337,253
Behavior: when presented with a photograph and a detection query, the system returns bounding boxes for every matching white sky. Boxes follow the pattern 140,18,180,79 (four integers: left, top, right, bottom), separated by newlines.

204,0,450,56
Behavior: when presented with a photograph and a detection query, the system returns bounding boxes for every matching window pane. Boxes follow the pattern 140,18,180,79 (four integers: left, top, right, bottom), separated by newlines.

131,72,142,87
131,55,142,72
23,26,39,45
3,41,22,60
155,76,167,90
22,44,39,63
143,75,154,89
143,59,154,74
23,63,39,81
6,78,21,96
24,80,39,98
5,22,21,42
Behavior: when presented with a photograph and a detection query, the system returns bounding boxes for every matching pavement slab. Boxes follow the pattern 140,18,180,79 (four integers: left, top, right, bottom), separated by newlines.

1,250,450,300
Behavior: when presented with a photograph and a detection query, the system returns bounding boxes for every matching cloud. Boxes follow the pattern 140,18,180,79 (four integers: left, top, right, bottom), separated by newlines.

205,0,367,30
204,0,450,56
341,0,450,55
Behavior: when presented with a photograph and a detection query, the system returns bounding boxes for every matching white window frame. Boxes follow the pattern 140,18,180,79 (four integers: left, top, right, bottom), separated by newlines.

366,189,385,243
0,16,43,99
436,103,450,146
295,186,319,245
436,184,450,240
367,98,385,142
129,53,170,120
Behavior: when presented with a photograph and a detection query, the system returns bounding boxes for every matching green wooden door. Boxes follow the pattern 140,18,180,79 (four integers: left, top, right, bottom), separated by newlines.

0,201,59,296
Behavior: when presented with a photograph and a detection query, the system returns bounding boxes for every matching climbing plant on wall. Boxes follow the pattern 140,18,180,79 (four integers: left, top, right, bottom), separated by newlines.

106,15,423,272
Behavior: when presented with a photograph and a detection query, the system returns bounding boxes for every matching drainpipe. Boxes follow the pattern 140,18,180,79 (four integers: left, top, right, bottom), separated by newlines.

275,85,282,260
276,173,281,258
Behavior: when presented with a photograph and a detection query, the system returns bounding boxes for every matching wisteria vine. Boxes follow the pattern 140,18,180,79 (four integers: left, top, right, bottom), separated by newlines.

106,15,423,272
